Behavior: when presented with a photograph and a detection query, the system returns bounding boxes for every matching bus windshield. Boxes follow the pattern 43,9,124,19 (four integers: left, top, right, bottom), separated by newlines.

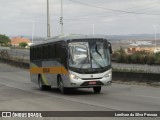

68,41,111,69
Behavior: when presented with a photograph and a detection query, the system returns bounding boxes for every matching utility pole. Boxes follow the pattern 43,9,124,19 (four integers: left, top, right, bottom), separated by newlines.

60,0,64,35
47,0,51,38
32,21,35,43
153,25,157,50
92,24,95,36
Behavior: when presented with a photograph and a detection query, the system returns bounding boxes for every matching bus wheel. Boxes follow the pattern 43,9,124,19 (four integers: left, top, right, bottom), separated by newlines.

93,86,101,93
58,77,67,94
38,76,46,90
46,86,51,90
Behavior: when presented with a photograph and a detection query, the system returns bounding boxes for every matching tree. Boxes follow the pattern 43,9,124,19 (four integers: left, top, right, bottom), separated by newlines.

0,34,11,45
19,42,28,48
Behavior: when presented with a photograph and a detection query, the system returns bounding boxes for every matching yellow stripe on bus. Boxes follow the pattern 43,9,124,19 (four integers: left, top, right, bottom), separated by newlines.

30,67,43,74
30,66,68,74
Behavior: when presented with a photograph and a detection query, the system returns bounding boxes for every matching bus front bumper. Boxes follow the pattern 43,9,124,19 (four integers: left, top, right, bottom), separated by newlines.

64,77,112,88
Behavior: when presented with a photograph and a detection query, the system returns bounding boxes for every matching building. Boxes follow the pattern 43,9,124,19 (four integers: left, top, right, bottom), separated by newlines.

154,48,160,53
11,37,31,46
127,47,159,54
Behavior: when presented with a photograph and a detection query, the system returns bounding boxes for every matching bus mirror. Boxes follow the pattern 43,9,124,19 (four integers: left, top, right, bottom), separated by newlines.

61,46,67,59
108,43,112,54
62,43,66,48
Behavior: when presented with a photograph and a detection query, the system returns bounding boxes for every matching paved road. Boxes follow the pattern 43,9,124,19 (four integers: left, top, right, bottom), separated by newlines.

0,63,160,120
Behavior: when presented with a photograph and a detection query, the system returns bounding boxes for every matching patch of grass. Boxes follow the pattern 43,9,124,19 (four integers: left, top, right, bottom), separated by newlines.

112,67,150,73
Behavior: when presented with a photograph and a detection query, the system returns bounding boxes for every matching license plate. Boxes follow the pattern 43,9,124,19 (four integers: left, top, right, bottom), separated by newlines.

89,81,96,85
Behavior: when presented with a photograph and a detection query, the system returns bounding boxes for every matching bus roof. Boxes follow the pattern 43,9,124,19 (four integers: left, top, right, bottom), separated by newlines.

30,34,107,47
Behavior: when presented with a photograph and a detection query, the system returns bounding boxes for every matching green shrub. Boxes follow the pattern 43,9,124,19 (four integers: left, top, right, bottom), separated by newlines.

113,48,160,65
146,54,156,65
19,42,28,48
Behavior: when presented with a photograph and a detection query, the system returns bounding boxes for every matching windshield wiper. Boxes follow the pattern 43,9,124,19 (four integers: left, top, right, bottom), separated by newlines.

90,53,103,69
94,44,105,66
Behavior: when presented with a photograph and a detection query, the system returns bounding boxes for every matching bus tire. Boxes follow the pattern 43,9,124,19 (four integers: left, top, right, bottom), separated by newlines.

93,86,101,93
46,86,51,90
58,76,67,94
38,76,46,90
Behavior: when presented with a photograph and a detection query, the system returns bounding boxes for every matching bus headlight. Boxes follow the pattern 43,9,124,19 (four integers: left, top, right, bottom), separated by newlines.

104,72,111,78
69,74,79,80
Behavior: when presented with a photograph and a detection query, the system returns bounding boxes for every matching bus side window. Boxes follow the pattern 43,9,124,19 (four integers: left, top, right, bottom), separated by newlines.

46,46,49,59
55,42,67,68
38,47,42,60
40,47,43,60
30,48,32,60
51,44,55,59
55,43,61,59
61,43,67,68
45,46,48,59
32,48,34,60
55,44,58,59
37,47,40,60
48,45,51,59
43,46,45,60
52,44,56,59
33,48,37,60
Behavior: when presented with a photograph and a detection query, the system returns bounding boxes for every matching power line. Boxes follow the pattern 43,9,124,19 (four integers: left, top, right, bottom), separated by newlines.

64,3,160,21
64,5,160,21
94,0,159,11
68,0,160,16
130,4,160,12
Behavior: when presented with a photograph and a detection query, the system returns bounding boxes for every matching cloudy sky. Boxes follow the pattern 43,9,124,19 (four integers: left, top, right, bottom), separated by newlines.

0,0,160,37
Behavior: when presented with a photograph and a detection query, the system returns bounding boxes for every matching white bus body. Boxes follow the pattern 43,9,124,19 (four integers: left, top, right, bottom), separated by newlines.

30,35,112,94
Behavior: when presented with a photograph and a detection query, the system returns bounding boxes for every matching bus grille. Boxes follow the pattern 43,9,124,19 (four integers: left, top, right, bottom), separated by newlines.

81,77,102,80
